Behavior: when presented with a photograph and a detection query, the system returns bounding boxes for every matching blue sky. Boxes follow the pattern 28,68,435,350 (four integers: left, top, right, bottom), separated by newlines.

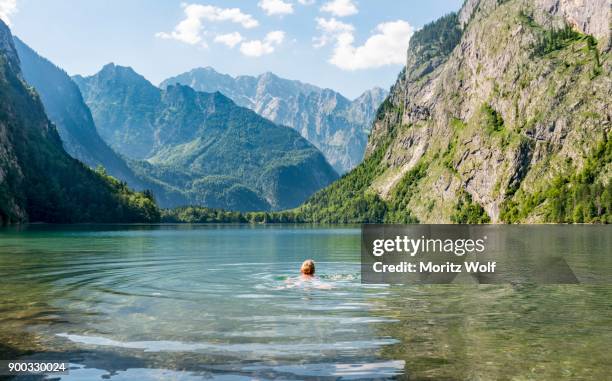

5,0,462,99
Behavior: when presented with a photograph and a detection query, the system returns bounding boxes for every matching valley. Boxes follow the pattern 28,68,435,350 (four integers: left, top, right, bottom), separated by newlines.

0,0,610,224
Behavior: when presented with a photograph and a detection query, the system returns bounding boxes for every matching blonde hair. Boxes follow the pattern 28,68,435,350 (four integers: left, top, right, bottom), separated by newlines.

300,259,315,275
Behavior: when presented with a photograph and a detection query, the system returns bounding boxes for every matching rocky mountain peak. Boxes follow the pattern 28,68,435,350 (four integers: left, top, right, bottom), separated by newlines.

161,67,388,173
161,82,198,105
98,63,148,84
190,66,227,77
259,71,278,81
354,87,387,103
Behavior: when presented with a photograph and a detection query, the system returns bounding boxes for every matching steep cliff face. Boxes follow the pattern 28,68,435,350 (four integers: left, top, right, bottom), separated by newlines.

161,68,387,173
536,0,610,49
302,0,611,223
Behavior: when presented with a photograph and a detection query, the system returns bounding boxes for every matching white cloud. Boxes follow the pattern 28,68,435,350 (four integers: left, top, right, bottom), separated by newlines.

320,0,357,17
258,0,294,16
156,4,258,46
265,30,286,44
313,17,354,48
298,0,316,5
240,30,285,57
0,0,17,26
214,32,244,48
316,19,413,70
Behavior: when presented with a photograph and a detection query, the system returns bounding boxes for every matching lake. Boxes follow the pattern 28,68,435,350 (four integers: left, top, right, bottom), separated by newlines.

0,225,610,380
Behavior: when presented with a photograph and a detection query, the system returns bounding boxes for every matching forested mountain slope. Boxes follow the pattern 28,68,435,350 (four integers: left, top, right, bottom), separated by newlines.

299,0,611,223
0,20,159,224
13,37,148,190
75,65,338,211
161,67,387,173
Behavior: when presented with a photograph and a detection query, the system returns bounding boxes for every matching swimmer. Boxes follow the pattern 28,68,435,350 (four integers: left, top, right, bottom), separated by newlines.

300,259,316,280
281,259,332,290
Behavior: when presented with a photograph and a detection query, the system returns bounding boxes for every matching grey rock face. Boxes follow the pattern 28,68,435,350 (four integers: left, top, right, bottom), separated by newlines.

366,0,610,222
458,0,481,27
459,0,609,49
161,68,387,173
536,0,611,49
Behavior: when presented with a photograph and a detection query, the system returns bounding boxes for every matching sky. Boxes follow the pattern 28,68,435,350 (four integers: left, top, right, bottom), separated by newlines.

2,0,463,99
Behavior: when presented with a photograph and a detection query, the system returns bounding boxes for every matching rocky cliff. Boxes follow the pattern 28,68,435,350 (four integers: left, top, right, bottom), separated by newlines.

301,0,611,223
161,68,387,173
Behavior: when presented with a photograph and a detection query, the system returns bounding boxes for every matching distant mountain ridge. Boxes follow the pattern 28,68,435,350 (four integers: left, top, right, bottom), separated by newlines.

161,67,387,173
75,64,338,211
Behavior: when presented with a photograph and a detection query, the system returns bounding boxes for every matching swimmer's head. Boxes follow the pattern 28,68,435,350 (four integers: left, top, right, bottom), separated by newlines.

300,259,315,276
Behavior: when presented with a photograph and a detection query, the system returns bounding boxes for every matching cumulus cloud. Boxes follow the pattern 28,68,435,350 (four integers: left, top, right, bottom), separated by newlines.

316,18,413,70
240,30,285,57
298,0,316,5
313,17,354,48
214,32,244,48
320,0,357,17
156,4,258,46
0,0,18,26
258,0,294,16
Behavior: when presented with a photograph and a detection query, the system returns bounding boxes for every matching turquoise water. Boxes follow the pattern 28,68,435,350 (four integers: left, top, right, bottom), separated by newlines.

0,225,611,380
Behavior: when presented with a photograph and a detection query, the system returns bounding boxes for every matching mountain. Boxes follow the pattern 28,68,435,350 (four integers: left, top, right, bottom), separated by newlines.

12,38,189,208
298,0,611,223
0,20,159,224
12,37,148,190
74,64,338,211
160,68,388,174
